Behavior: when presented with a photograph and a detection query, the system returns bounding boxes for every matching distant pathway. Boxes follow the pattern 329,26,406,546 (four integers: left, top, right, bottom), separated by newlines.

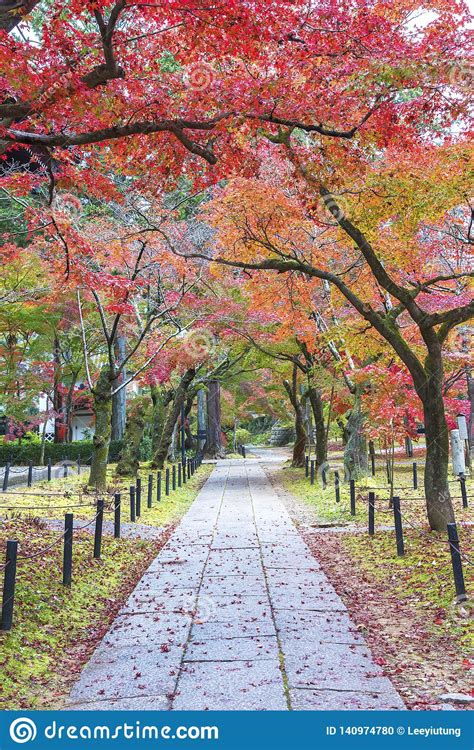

67,458,404,710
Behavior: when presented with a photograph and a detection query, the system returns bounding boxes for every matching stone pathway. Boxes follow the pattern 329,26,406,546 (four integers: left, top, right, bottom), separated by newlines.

67,459,404,711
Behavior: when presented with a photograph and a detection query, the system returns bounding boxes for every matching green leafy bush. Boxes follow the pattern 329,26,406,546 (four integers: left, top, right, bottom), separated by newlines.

0,440,123,466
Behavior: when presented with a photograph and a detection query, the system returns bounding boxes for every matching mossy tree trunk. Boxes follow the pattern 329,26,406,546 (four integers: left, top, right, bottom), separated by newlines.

283,365,307,468
150,385,173,451
205,380,225,458
89,366,114,490
343,392,368,480
152,368,195,469
307,384,327,467
115,398,148,477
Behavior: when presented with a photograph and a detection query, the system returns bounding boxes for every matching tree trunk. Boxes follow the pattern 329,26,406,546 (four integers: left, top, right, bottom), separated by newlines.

184,393,195,450
205,380,225,458
88,367,114,490
307,385,327,467
115,398,147,477
467,368,474,454
343,394,368,480
197,388,207,453
150,385,172,450
283,368,307,468
421,383,455,530
111,336,127,441
152,368,195,469
53,334,65,443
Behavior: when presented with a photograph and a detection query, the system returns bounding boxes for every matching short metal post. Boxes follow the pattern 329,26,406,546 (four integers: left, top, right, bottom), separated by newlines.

178,463,182,487
447,523,467,601
322,466,327,489
147,474,153,508
114,493,121,538
93,499,104,559
334,470,340,503
459,475,468,508
305,455,309,478
165,468,170,495
130,486,136,522
2,462,10,492
368,491,375,536
0,540,18,631
369,441,376,476
350,480,356,516
47,458,51,481
77,459,81,476
136,477,141,517
157,471,162,502
412,461,418,490
310,460,315,485
182,462,187,484
27,460,33,487
172,464,176,491
242,445,246,458
63,513,73,585
392,496,404,556
64,461,68,479
187,461,191,480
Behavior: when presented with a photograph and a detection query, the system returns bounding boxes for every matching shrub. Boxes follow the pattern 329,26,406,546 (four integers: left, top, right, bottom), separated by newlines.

0,440,123,466
235,428,252,446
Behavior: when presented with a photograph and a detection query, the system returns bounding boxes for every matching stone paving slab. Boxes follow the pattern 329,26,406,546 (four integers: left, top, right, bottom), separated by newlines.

67,458,404,711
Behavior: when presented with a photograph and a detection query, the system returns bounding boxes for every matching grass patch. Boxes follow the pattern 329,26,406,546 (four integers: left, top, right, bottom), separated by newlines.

277,459,473,528
0,462,214,526
0,518,163,709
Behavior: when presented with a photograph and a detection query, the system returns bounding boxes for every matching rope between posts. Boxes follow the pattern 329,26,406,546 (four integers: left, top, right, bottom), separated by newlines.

395,509,474,567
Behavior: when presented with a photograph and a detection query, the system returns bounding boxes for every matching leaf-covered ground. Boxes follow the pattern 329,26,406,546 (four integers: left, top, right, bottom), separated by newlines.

0,462,214,525
264,454,473,710
276,461,473,529
0,519,165,709
0,462,214,709
302,527,473,710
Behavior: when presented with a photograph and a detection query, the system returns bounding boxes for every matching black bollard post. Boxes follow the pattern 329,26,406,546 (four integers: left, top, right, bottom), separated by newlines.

136,477,142,517
2,462,10,492
334,471,340,503
165,468,170,496
368,491,375,536
64,461,68,479
27,460,33,487
350,480,356,516
172,464,176,491
77,459,81,476
459,475,468,509
447,523,467,601
157,471,162,502
322,466,327,489
62,513,73,585
178,463,182,488
147,475,153,508
242,445,246,458
369,441,376,476
310,460,315,486
93,499,104,559
0,540,18,631
182,461,187,484
392,496,404,556
412,461,418,490
47,457,51,481
114,493,121,539
130,486,136,522
305,455,309,478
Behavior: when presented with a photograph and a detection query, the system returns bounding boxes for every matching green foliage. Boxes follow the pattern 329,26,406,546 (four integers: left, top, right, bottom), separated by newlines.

235,427,251,445
0,440,123,466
